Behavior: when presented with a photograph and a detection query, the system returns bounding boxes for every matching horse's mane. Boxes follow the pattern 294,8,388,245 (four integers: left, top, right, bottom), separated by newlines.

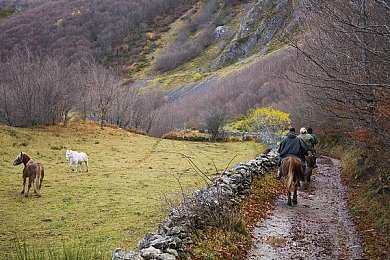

21,152,34,164
23,152,30,158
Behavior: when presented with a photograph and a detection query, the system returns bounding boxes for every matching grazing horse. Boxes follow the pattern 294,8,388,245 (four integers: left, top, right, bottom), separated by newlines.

66,149,89,172
280,156,304,206
13,152,44,197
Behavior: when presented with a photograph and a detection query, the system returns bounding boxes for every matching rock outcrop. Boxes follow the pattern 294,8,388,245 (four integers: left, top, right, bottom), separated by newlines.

211,0,301,70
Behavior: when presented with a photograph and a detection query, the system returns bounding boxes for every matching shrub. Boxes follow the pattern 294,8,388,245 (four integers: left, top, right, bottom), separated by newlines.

231,106,291,149
193,73,202,81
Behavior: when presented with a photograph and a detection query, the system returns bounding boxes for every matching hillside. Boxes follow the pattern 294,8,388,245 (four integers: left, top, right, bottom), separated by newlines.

0,0,301,137
131,0,301,93
1,0,389,258
125,0,302,136
0,0,198,65
0,0,300,91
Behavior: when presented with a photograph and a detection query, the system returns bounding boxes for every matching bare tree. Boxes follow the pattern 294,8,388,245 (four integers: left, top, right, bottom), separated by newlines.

0,50,79,126
137,91,166,134
108,84,140,128
288,0,390,150
85,61,122,129
202,107,228,141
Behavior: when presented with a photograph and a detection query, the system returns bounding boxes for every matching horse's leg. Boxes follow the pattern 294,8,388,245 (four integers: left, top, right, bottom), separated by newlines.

302,171,308,190
85,160,88,172
292,187,298,205
21,177,26,195
39,174,44,189
307,167,312,182
73,161,77,172
35,179,41,197
33,173,37,194
25,178,32,197
287,191,292,206
34,166,43,197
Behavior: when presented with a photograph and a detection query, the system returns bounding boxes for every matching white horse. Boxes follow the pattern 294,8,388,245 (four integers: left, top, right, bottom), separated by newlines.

65,149,89,172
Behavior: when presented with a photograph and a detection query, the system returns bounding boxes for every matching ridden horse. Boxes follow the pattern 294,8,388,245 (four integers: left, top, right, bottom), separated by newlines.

280,155,304,206
304,152,315,184
13,152,45,197
66,149,89,172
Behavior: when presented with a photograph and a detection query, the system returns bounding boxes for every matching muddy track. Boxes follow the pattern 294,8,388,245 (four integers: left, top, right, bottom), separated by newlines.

247,156,364,260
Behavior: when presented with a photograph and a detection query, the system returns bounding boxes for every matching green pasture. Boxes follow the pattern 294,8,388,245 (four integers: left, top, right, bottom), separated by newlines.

0,123,264,259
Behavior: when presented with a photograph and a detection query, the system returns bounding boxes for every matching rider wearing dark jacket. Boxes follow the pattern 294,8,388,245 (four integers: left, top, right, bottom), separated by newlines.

277,128,308,179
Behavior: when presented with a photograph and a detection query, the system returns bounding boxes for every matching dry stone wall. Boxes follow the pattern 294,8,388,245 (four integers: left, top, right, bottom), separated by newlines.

112,150,279,260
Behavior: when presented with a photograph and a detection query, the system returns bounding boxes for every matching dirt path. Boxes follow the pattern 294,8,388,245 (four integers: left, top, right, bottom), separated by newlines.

247,156,364,260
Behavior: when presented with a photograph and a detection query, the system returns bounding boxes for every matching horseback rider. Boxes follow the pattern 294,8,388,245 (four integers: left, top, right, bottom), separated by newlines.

307,127,319,168
277,128,308,179
298,127,315,153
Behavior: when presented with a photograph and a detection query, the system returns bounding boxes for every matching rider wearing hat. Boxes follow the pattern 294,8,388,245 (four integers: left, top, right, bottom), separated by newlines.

298,127,315,152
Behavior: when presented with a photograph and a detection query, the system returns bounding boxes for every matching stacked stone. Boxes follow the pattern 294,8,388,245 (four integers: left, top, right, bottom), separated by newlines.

112,150,278,260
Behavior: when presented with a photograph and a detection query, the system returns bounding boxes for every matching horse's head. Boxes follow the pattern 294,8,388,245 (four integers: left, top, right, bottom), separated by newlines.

65,149,71,161
13,152,24,165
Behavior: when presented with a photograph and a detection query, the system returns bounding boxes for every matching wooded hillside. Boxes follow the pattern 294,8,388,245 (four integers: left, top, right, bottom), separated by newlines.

0,0,198,65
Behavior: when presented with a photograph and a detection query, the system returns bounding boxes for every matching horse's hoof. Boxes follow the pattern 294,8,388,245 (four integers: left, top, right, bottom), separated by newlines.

293,200,298,205
287,201,292,206
24,194,28,197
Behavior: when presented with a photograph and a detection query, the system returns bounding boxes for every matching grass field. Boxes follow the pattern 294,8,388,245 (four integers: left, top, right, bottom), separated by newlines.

0,122,264,259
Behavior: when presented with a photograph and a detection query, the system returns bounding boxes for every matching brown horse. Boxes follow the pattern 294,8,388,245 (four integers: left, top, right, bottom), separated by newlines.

280,156,304,205
13,152,45,197
304,152,315,184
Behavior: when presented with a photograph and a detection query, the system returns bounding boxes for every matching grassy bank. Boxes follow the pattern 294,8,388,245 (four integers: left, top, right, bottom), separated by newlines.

319,140,390,259
0,122,264,259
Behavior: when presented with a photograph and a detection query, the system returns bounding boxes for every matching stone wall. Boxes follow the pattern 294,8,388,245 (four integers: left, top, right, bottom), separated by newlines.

112,150,279,260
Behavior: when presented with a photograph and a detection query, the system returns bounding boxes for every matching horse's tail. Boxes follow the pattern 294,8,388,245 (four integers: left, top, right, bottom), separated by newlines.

286,162,295,193
34,163,44,197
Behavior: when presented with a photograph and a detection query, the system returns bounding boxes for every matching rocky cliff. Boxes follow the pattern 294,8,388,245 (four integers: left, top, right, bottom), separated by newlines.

211,0,301,70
